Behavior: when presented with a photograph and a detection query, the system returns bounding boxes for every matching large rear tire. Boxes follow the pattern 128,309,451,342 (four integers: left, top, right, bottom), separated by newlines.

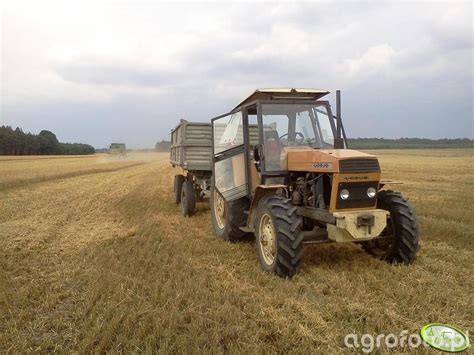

361,190,419,264
255,196,304,278
174,175,185,204
210,181,249,242
181,180,196,217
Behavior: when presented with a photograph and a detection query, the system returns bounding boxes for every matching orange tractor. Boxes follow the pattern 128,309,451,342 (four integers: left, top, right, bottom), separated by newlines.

209,88,419,277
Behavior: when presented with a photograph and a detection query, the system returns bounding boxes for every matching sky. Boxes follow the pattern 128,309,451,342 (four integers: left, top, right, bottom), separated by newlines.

1,0,473,148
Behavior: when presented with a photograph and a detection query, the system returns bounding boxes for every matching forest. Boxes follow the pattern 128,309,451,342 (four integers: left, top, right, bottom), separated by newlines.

155,137,472,151
347,137,473,149
0,126,95,155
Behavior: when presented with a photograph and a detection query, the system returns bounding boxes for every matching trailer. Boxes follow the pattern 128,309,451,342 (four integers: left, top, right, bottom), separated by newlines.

170,120,212,216
170,119,260,217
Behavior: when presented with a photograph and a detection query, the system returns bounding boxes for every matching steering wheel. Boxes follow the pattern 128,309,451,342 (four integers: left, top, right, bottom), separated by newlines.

279,132,305,144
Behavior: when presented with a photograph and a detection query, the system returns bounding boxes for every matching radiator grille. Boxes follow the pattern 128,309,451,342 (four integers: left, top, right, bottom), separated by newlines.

339,159,380,173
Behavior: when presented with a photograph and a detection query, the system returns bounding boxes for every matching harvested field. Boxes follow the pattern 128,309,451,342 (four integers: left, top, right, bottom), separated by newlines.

1,150,472,352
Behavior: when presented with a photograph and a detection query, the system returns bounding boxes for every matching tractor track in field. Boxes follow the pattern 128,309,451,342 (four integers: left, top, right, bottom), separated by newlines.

0,161,147,191
0,156,96,162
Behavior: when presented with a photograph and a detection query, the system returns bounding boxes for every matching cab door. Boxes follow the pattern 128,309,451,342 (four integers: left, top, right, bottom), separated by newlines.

211,110,250,201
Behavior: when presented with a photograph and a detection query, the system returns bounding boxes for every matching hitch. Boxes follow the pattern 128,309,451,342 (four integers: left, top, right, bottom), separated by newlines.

357,213,375,227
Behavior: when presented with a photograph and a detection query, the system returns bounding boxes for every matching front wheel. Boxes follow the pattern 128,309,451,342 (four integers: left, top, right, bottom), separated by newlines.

361,190,419,264
255,196,304,278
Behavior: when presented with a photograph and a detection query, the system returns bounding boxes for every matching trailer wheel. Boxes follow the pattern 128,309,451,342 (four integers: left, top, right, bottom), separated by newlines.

361,190,419,264
174,175,185,204
181,180,196,217
255,196,304,278
210,181,249,242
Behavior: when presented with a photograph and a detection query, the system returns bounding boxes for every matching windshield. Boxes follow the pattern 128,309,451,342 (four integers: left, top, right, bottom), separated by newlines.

262,103,335,148
261,103,335,170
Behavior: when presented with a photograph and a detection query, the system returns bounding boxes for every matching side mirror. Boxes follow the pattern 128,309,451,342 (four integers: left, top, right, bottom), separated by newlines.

253,145,262,171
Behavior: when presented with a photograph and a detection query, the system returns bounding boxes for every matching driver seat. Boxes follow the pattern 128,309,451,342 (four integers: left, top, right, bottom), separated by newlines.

264,130,284,170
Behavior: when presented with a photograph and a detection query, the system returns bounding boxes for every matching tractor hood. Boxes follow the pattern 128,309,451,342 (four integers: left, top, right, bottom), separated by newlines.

281,147,381,173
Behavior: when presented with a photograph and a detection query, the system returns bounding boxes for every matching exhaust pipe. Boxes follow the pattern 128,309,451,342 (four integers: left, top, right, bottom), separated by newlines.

334,90,344,149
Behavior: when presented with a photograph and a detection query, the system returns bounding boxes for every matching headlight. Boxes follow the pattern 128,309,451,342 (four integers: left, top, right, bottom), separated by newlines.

367,187,377,198
340,189,350,200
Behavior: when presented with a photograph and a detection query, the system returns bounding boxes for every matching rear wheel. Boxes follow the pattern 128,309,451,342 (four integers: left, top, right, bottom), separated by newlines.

180,180,196,217
210,181,249,242
174,175,185,204
361,190,419,263
255,196,304,278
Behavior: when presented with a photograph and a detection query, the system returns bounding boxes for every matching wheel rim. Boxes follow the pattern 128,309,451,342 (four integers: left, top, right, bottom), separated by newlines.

213,189,226,229
181,187,186,211
258,213,276,266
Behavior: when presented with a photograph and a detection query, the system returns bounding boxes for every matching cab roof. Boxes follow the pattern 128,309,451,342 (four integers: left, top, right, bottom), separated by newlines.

233,88,330,112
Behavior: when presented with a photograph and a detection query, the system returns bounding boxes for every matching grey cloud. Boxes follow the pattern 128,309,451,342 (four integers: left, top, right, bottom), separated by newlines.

55,62,181,87
2,1,472,149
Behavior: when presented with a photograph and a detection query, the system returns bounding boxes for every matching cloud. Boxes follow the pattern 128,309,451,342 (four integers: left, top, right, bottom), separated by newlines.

1,1,472,147
55,61,180,87
343,44,396,81
429,3,473,50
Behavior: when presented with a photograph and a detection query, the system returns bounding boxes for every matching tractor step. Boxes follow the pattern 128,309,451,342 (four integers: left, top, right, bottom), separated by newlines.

240,226,254,233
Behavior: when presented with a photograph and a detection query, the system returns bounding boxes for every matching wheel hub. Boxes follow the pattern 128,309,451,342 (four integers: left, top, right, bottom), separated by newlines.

259,214,276,265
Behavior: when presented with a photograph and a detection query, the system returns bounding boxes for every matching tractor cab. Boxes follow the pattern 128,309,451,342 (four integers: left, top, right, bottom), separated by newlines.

211,88,344,202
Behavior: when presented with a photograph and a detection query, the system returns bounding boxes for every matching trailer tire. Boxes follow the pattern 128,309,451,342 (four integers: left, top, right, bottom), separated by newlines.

181,180,196,217
210,181,249,242
255,196,304,278
361,190,419,264
174,175,185,204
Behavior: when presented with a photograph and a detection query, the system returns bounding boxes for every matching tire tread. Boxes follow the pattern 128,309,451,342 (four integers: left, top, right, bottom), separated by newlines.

362,190,419,264
256,196,304,278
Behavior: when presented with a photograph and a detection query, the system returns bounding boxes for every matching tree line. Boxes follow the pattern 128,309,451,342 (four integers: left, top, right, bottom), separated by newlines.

155,137,472,151
347,137,473,149
0,126,95,155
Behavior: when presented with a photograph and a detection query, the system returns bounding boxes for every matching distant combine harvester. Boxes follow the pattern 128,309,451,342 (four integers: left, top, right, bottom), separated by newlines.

108,143,127,158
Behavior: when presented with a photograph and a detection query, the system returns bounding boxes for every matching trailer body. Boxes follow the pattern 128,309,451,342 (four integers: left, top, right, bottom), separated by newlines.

170,121,212,171
170,120,213,216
